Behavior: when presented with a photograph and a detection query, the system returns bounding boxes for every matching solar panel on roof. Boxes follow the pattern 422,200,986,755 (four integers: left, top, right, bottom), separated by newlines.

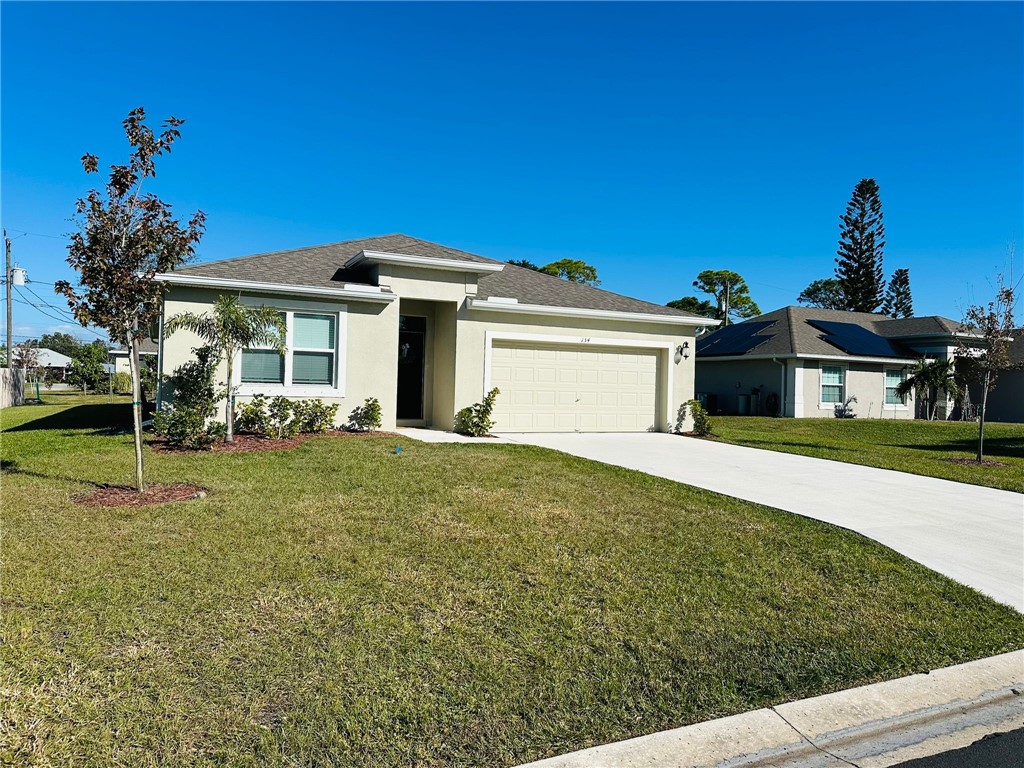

807,320,909,358
696,320,775,356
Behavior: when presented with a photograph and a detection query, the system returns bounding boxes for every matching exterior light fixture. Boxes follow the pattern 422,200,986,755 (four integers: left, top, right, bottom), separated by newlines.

674,341,690,364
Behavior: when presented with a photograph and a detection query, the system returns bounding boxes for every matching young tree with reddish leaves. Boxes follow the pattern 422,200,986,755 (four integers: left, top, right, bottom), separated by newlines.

56,108,205,492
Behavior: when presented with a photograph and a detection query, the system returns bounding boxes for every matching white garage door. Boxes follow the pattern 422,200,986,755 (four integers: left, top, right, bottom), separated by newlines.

489,342,659,432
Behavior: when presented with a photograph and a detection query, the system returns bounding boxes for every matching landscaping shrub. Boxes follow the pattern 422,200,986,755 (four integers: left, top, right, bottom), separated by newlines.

454,388,500,437
676,399,713,436
834,395,858,419
293,399,340,434
110,371,133,395
348,397,382,433
153,347,224,450
237,395,338,438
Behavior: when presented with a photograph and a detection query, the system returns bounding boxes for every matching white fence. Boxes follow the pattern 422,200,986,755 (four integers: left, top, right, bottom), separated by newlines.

0,368,26,409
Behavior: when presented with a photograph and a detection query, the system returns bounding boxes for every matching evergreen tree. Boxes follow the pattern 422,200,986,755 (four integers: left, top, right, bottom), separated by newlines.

881,268,913,318
835,178,886,312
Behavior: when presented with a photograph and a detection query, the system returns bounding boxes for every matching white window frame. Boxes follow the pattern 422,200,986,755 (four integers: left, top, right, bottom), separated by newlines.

819,364,846,408
236,306,347,397
883,367,908,409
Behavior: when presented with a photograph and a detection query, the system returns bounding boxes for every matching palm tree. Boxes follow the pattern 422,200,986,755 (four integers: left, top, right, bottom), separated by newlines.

896,358,961,421
165,295,286,442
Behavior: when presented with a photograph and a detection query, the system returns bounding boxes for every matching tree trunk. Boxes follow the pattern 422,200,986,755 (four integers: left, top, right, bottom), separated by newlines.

225,355,234,443
977,370,990,462
129,334,145,492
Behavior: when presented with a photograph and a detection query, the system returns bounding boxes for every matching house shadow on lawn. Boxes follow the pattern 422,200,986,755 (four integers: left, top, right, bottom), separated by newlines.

2,403,133,434
896,436,1024,461
0,458,106,489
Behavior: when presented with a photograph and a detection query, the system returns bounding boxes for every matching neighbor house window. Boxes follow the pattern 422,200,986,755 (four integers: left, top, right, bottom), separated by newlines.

884,368,906,405
240,310,340,389
820,365,845,404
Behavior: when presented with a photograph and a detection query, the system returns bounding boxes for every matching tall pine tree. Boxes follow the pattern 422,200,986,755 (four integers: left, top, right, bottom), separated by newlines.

881,268,913,318
835,178,885,312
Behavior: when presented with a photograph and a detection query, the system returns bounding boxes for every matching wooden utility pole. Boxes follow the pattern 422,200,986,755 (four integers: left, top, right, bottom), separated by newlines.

5,230,11,368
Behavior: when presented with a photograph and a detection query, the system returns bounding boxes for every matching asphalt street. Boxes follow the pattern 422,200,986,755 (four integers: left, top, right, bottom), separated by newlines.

892,728,1024,768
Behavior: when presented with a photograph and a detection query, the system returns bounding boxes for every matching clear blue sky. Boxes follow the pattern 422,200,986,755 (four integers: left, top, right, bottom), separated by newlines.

2,1,1021,343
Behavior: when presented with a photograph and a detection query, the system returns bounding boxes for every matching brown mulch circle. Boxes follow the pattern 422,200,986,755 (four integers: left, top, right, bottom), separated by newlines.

78,483,208,508
149,431,400,455
942,457,1009,468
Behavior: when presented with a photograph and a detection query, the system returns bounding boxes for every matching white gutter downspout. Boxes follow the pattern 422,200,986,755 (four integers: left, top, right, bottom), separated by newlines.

772,357,786,417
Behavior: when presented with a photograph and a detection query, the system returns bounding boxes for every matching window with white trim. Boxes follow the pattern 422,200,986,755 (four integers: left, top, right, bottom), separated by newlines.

820,365,845,404
884,368,906,406
240,311,338,389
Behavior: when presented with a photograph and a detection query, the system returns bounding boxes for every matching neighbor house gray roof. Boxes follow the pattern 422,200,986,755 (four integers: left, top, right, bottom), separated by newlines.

109,338,159,356
169,234,700,320
36,348,73,368
697,306,963,360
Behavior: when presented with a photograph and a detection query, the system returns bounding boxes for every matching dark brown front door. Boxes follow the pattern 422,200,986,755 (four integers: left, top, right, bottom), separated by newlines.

397,316,426,420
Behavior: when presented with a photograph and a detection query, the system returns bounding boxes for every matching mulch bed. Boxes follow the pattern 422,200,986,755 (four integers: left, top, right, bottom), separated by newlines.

149,431,399,455
678,432,721,440
942,457,1009,468
78,483,207,508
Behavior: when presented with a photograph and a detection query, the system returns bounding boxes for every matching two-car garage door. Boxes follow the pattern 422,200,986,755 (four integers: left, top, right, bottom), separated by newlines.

489,341,660,432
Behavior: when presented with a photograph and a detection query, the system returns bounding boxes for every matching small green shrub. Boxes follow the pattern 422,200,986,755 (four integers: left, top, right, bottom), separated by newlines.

154,347,223,450
833,395,858,419
110,371,133,395
348,397,382,433
294,399,339,434
676,399,713,436
454,388,500,437
236,394,271,436
239,396,340,438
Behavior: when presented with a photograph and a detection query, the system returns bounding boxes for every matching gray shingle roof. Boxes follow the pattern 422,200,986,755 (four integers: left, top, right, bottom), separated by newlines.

109,338,159,355
698,306,961,359
171,234,702,320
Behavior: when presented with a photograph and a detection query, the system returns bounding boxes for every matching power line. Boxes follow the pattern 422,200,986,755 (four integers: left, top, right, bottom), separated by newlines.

13,288,105,338
4,228,65,240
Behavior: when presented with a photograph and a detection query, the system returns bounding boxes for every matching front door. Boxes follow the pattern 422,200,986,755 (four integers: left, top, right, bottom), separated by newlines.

397,316,426,421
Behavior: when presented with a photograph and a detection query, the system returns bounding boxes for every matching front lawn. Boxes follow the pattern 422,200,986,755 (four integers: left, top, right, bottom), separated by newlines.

712,416,1024,493
2,396,1022,767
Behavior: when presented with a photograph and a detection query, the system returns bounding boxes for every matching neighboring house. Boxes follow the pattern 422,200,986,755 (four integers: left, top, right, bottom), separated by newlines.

155,234,718,432
109,338,159,374
982,334,1024,423
695,307,976,420
33,348,73,382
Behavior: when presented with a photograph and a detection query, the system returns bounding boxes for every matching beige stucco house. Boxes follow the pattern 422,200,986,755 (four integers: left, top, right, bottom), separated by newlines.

109,338,158,375
695,307,978,420
155,235,718,433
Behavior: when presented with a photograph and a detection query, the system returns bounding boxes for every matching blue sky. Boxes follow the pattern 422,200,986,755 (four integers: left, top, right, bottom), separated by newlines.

2,1,1021,342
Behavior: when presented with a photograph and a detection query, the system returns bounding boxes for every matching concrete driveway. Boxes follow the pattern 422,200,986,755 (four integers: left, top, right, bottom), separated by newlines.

501,432,1024,612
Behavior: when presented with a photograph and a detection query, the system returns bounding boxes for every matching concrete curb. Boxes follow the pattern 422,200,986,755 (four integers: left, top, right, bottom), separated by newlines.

515,650,1024,768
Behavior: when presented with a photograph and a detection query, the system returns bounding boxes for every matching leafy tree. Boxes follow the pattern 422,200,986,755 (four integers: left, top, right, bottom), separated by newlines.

506,258,541,271
956,273,1019,461
164,294,286,443
38,331,83,359
56,108,206,492
881,268,913,318
895,358,960,421
538,258,600,286
835,178,886,312
666,296,718,318
12,342,42,381
691,269,760,325
67,340,110,392
797,278,846,310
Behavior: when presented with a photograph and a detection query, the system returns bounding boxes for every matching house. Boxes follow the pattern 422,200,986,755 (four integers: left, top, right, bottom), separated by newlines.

25,348,72,382
155,234,718,432
982,335,1024,423
109,338,159,375
695,307,977,420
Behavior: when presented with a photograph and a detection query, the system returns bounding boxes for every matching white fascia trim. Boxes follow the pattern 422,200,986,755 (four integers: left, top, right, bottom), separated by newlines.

346,250,505,273
468,298,720,327
154,273,396,303
699,353,918,365
482,331,676,431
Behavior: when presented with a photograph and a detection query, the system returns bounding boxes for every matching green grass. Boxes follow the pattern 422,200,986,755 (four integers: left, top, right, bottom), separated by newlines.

2,395,1022,767
712,416,1024,493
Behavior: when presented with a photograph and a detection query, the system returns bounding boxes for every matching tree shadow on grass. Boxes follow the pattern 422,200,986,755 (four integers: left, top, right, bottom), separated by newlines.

0,458,106,489
2,404,132,434
896,437,1024,461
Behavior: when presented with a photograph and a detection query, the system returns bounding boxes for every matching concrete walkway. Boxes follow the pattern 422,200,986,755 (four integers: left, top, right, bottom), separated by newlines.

500,433,1024,611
